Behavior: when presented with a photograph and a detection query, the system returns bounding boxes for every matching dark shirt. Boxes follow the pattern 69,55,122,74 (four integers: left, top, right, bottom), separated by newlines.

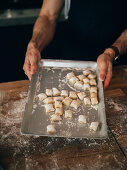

44,0,127,62
66,0,127,60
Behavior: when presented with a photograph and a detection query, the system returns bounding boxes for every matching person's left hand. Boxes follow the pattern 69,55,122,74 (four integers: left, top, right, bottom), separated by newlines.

97,53,113,89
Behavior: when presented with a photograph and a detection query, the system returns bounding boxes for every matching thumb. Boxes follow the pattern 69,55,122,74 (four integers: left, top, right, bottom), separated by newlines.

98,62,107,81
29,55,39,74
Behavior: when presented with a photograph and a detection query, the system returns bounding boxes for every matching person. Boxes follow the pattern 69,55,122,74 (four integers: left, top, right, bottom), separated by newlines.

23,0,127,89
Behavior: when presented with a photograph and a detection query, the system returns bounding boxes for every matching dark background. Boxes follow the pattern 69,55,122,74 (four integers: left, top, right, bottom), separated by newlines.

0,22,69,83
0,0,127,83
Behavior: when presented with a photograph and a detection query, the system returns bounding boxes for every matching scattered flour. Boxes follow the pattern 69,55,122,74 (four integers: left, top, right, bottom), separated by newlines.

0,91,31,148
106,99,123,111
0,89,126,170
91,105,98,111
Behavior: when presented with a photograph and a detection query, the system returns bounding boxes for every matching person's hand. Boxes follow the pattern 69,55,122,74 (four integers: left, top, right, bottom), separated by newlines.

97,53,113,89
23,41,41,80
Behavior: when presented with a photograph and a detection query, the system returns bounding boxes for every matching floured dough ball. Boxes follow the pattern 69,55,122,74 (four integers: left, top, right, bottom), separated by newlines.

77,74,86,81
63,97,72,107
84,97,91,105
74,81,83,90
51,114,62,122
47,124,56,134
65,110,73,118
83,69,92,76
38,93,47,101
66,72,75,80
69,76,78,86
77,92,86,100
90,122,99,131
90,87,97,93
61,90,68,97
55,108,63,116
83,83,90,91
43,97,54,104
45,104,55,113
90,92,97,98
88,73,96,79
52,88,61,96
78,115,87,124
69,91,78,99
91,97,98,105
46,89,53,96
83,78,90,84
90,79,97,86
70,99,81,110
54,96,64,101
55,100,62,108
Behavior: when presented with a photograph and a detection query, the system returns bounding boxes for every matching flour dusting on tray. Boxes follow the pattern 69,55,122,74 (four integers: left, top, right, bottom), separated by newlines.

21,59,107,139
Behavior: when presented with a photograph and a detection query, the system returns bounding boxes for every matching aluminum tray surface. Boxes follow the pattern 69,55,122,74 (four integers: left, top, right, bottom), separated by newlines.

21,59,108,139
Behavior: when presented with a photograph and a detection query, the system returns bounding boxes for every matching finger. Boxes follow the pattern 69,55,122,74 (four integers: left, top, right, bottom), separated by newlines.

23,60,32,80
29,54,40,74
98,62,107,81
31,64,38,75
23,60,32,79
104,63,112,89
23,61,30,73
24,69,32,80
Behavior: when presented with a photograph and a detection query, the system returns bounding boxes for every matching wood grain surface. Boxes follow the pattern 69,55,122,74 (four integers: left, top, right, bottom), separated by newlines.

0,65,127,170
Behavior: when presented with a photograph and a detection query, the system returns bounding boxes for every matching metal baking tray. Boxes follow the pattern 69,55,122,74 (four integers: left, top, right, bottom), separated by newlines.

21,59,108,139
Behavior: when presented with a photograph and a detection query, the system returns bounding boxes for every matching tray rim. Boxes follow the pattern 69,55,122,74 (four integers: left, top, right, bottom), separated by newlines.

21,59,108,139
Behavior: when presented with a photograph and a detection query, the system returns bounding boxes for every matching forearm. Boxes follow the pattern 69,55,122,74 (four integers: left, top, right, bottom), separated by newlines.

30,15,57,52
103,29,127,61
112,29,127,55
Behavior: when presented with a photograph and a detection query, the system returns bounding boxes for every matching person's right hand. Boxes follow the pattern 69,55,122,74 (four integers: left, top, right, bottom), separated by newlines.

23,41,41,80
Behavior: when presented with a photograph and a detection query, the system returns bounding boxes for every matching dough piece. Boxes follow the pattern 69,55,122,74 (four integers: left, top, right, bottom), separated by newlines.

83,69,92,76
69,91,78,99
69,76,78,86
83,78,90,84
45,104,55,112
84,97,91,105
78,115,87,124
88,73,96,79
77,92,86,100
47,124,56,134
46,89,53,96
65,110,73,118
55,108,63,116
38,93,47,101
90,122,99,131
55,100,62,108
43,97,54,104
66,72,75,80
90,87,97,93
51,114,62,122
63,97,72,106
83,83,90,91
70,99,81,109
74,81,83,90
54,96,64,101
77,74,86,81
52,88,61,96
90,79,97,86
91,97,98,105
90,92,97,98
61,90,68,97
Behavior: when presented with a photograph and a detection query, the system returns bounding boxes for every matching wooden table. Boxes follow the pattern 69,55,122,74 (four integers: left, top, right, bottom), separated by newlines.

0,65,127,170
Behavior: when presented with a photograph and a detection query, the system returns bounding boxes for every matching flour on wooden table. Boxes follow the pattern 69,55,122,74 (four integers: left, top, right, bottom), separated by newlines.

0,89,126,170
105,98,125,111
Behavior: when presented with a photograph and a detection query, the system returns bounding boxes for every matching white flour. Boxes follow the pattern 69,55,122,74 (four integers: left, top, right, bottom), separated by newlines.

0,91,31,148
106,99,123,111
0,90,126,170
